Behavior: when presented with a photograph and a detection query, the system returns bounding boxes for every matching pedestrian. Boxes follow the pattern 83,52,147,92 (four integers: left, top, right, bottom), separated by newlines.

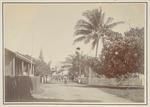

64,76,67,84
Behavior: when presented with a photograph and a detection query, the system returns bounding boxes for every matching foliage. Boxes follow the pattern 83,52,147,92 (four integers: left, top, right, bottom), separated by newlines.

96,27,144,78
63,54,95,79
35,60,51,76
124,27,144,74
74,7,123,57
39,49,44,61
34,50,51,76
62,54,78,79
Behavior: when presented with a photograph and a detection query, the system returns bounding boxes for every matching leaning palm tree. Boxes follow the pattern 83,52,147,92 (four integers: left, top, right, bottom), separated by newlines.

74,7,124,57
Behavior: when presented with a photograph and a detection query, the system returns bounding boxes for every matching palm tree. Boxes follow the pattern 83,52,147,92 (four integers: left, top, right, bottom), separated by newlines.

74,7,124,57
62,54,79,80
62,54,90,79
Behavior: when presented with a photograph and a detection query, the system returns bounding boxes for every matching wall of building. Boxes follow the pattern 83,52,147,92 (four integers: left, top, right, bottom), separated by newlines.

5,52,14,76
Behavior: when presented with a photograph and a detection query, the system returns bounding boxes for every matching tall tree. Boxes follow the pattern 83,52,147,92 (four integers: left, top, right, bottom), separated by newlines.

98,27,144,78
39,49,44,61
48,61,52,68
63,53,97,80
74,7,124,57
48,60,52,73
62,54,79,80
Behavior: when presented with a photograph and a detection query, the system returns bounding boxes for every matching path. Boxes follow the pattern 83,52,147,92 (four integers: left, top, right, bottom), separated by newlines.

32,83,133,103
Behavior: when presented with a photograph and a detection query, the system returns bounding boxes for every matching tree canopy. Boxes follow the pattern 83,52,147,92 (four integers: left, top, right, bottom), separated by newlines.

93,27,144,78
35,50,51,76
74,7,123,57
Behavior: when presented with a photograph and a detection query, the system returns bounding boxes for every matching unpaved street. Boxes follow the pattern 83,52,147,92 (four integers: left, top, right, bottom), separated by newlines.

32,83,132,103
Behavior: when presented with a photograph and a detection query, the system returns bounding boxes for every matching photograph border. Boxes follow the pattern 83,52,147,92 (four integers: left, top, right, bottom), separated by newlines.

2,1,148,105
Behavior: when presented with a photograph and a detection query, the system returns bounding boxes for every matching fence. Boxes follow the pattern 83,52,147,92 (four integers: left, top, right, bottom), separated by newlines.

31,76,40,92
88,77,143,87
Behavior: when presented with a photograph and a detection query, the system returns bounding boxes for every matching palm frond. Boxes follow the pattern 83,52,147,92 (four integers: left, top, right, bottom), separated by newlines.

64,58,73,64
74,29,92,36
100,12,105,26
107,21,124,29
62,55,75,64
73,36,86,44
75,19,94,30
105,17,114,25
84,36,92,44
92,9,100,27
68,54,75,58
83,10,98,28
84,32,98,44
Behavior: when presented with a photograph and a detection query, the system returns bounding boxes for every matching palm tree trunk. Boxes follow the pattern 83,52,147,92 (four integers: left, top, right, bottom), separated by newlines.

88,66,92,85
95,39,100,57
102,37,105,49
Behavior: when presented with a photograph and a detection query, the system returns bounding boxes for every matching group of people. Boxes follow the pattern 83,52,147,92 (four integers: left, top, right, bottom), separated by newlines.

51,75,69,84
40,75,50,83
40,75,69,84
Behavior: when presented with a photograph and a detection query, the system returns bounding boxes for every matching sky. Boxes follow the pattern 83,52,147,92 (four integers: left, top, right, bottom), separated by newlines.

4,3,145,66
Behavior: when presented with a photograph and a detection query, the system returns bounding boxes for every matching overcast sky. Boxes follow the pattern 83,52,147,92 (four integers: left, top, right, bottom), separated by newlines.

4,3,145,66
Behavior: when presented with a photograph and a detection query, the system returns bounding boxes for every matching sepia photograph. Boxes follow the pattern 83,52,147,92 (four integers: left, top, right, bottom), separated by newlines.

2,1,148,105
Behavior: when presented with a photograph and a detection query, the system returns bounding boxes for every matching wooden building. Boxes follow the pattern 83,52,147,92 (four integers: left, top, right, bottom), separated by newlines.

5,48,35,77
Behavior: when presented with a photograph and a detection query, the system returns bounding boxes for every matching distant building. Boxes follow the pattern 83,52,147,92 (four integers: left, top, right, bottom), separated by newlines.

5,48,35,77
